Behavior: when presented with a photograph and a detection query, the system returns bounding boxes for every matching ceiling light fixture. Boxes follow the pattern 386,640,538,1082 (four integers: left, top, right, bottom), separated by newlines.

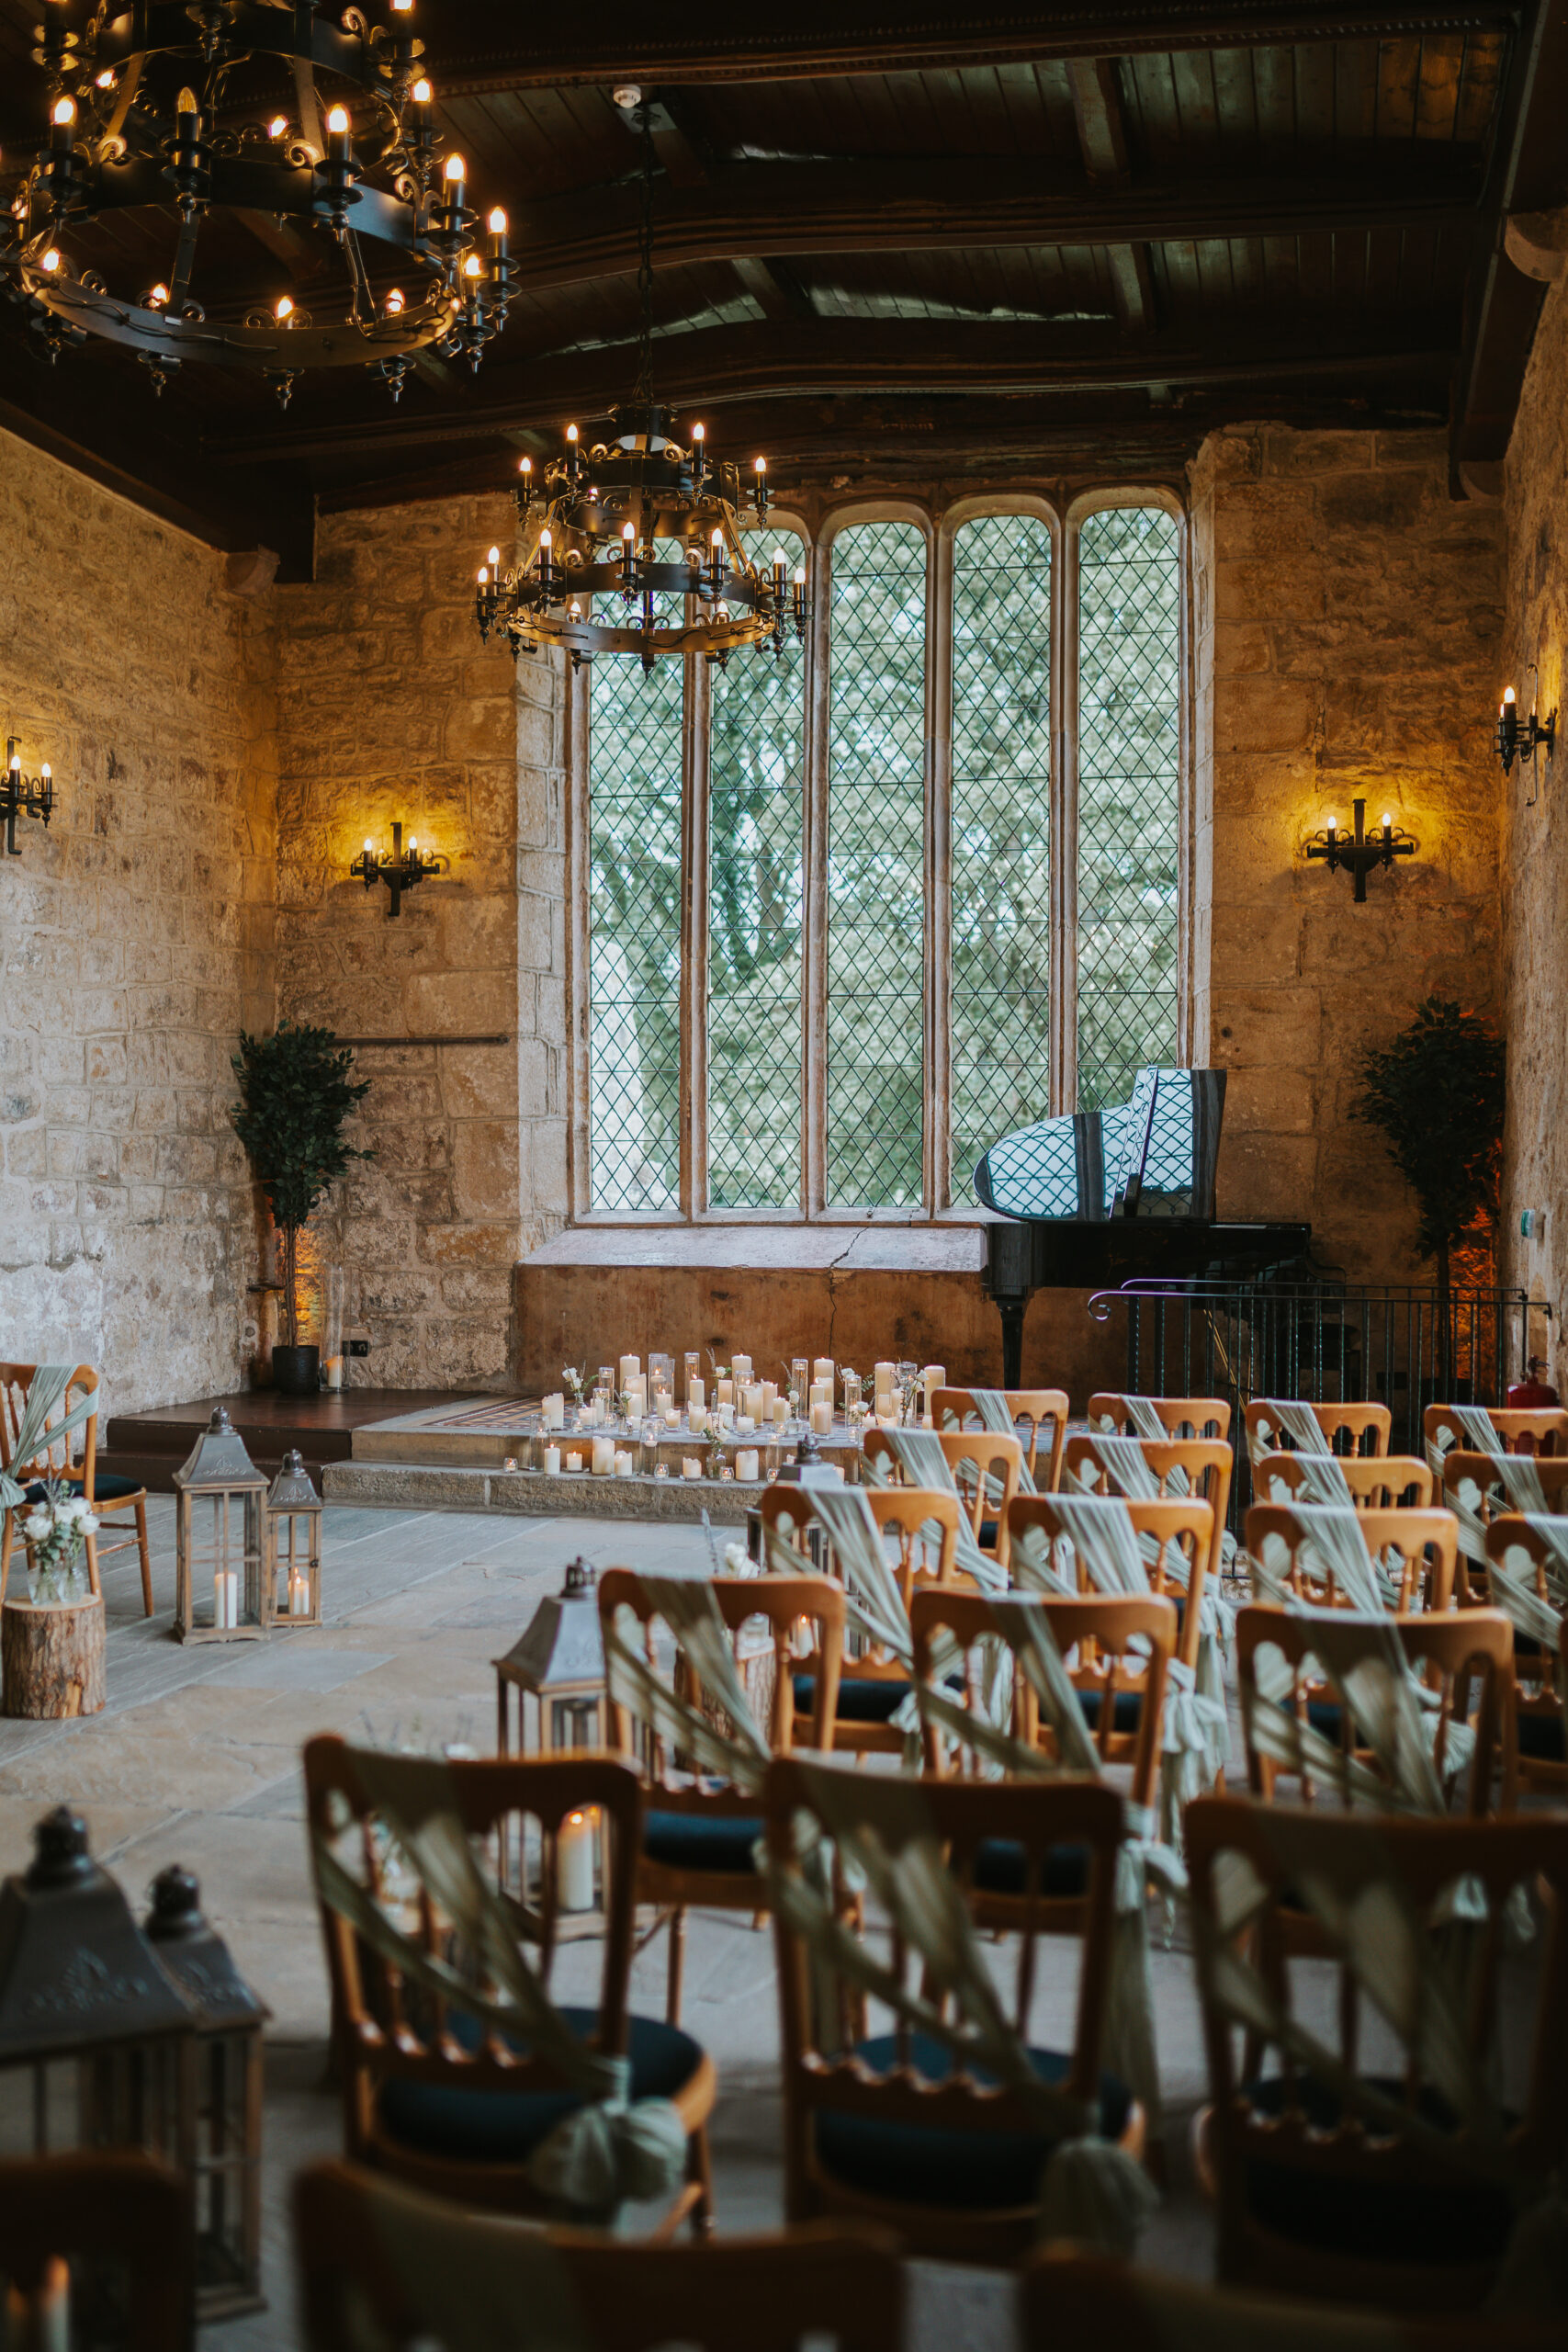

0,1,514,406
472,92,806,674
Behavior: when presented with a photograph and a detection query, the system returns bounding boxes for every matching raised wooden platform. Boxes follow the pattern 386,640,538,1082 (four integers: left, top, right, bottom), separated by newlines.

99,1387,468,1494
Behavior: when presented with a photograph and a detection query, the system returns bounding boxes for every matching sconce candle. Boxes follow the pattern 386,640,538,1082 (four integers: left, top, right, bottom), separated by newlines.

1496,678,1555,776
1304,797,1416,903
350,820,445,917
2,736,57,858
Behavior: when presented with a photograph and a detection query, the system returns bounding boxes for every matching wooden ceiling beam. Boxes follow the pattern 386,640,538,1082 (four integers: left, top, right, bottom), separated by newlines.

1066,57,1154,334
502,152,1481,292
203,310,1461,466
431,6,1518,92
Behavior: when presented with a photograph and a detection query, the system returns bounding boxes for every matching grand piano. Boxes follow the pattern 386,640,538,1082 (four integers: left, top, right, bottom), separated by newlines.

976,1066,1311,1385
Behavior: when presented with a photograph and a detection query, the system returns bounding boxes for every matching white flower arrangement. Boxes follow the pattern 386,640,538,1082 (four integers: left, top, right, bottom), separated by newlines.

14,1481,97,1605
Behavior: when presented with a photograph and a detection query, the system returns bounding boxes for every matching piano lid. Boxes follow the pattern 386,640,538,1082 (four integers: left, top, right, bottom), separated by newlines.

975,1067,1226,1224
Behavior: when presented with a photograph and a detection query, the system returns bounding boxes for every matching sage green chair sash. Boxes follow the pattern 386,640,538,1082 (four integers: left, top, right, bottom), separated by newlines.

0,1366,96,1510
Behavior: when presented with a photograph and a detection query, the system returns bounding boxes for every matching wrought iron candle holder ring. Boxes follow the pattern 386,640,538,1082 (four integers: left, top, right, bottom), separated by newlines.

1304,797,1417,903
1496,668,1555,803
3,735,55,857
350,820,446,916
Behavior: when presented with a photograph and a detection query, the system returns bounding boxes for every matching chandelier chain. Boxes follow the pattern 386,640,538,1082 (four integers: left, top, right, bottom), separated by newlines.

635,102,655,407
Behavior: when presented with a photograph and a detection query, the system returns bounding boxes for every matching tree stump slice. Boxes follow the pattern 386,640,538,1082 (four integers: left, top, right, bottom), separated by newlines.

3,1597,106,1718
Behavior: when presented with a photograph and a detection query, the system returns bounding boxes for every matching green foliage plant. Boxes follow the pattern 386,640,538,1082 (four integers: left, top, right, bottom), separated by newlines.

231,1022,372,1348
1352,998,1505,1362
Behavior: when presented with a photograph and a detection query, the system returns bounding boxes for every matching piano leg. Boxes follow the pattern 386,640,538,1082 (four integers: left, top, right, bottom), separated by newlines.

996,1297,1026,1390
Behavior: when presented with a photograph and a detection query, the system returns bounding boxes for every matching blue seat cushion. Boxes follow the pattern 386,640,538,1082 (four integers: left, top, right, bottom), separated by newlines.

643,1809,762,1876
17,1475,141,1506
1077,1688,1143,1735
814,2031,1130,2211
972,1840,1090,1900
1517,1712,1565,1762
794,1670,908,1725
379,2006,700,2165
1240,2075,1513,2266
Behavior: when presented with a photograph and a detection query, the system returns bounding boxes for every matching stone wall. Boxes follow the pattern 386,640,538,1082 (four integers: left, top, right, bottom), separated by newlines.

1497,269,1568,1370
0,425,277,1414
1189,425,1506,1279
270,498,568,1391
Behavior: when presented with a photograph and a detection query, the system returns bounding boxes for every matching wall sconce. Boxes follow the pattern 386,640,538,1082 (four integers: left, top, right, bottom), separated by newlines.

1496,670,1554,805
350,820,446,917
3,736,55,857
1304,797,1416,903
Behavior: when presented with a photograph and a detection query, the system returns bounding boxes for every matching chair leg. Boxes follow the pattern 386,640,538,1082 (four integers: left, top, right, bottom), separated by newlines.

666,1906,686,2026
83,1531,102,1599
134,1498,152,1616
0,1514,10,1608
686,2122,715,2240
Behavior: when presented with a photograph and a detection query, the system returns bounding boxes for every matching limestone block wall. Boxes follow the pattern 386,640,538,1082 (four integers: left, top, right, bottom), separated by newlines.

270,498,568,1391
1189,425,1505,1279
0,425,277,1412
1497,269,1568,1364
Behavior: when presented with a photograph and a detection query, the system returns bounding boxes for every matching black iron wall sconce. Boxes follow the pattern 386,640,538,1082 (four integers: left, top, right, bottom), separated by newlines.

350,821,446,917
3,736,54,857
1304,797,1417,903
1496,671,1555,805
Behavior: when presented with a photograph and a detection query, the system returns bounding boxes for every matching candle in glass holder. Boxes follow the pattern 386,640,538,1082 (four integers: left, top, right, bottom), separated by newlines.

716,1377,735,1407
810,1400,832,1436
649,1351,674,1395
772,1398,789,1429
736,1448,760,1482
717,1401,735,1429
544,1443,561,1476
688,1374,705,1410
592,1435,615,1476
558,1809,595,1912
736,1413,755,1435
813,1356,834,1384
618,1354,640,1390
684,1351,703,1407
733,1353,752,1380
689,1407,708,1435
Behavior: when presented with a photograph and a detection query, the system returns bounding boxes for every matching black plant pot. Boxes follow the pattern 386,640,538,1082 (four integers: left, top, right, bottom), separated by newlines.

272,1345,321,1396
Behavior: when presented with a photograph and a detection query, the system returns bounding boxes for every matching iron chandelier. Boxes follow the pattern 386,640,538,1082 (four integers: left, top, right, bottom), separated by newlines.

0,0,513,404
472,93,807,673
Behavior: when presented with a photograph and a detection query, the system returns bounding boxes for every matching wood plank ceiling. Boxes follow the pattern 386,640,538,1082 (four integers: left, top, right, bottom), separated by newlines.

2,2,1564,573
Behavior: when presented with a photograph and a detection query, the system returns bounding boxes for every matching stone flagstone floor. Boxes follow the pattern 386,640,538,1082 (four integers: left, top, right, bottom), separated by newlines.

0,1499,1218,2347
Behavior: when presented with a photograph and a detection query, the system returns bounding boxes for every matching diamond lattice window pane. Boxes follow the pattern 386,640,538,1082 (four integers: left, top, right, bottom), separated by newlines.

827,522,927,1207
951,512,1053,1203
1077,506,1181,1111
587,585,683,1211
708,530,807,1209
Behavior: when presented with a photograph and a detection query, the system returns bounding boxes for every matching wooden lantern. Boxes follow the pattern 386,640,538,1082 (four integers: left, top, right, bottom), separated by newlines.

493,1559,608,1931
144,1865,269,2322
264,1449,322,1629
173,1408,266,1645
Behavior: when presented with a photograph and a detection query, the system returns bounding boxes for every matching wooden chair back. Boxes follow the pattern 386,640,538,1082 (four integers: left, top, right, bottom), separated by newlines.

760,1487,946,1754
1186,1796,1568,2310
301,1736,644,2205
1482,1519,1568,1802
295,2160,904,2352
1061,1433,1231,1663
1439,1452,1568,1605
0,2151,193,2352
1245,1398,1391,1458
1008,1491,1213,1674
1252,1450,1434,1509
931,1386,1068,1489
1425,1402,1568,1460
1089,1392,1231,1440
863,1426,1022,1571
0,1361,99,1485
1234,1602,1509,1814
765,1757,1131,2256
1243,1503,1458,1612
910,1585,1174,1810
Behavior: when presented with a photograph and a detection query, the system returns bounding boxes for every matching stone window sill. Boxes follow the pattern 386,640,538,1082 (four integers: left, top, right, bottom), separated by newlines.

521,1223,991,1274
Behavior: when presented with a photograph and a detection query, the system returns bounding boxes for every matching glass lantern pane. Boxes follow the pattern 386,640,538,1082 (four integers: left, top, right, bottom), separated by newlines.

1077,506,1181,1111
827,520,927,1207
951,512,1054,1202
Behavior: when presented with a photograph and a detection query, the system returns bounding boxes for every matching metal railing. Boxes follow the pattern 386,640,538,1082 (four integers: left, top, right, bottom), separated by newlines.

1089,1279,1556,1533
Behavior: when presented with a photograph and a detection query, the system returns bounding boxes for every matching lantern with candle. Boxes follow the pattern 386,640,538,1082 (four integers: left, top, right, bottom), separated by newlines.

492,1562,608,1933
173,1409,267,1645
264,1449,322,1629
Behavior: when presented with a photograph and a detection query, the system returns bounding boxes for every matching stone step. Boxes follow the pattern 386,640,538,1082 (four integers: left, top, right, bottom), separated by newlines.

323,1457,754,1524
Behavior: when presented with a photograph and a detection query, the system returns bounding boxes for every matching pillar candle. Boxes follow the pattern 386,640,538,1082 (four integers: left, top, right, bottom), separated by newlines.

689,1407,708,1435
772,1398,789,1428
761,1380,778,1411
558,1809,594,1912
592,1435,615,1476
736,1414,755,1435
682,1456,703,1480
808,1379,831,1408
810,1400,832,1435
663,1406,681,1428
716,1378,735,1407
324,1356,343,1391
813,1356,834,1383
736,1449,760,1482
619,1354,640,1389
733,1353,752,1380
214,1568,237,1629
922,1364,946,1423
543,1393,564,1430
717,1402,735,1429
615,1449,633,1476
288,1568,307,1617
544,1444,561,1476
688,1374,705,1409
565,1450,583,1472
744,1384,764,1420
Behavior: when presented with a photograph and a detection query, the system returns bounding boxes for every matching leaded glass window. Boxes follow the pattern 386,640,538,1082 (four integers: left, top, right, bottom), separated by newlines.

1076,505,1181,1112
707,529,807,1209
950,512,1054,1199
826,520,927,1208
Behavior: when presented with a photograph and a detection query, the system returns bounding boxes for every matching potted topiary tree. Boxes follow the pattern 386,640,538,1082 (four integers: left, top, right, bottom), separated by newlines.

1353,996,1505,1394
231,1022,373,1396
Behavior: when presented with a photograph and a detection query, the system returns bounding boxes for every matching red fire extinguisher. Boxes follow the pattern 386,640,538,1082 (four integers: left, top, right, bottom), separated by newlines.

1507,1357,1560,1408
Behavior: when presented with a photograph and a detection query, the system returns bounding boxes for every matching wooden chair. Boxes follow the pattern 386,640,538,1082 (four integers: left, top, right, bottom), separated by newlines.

1089,1392,1231,1441
762,1484,958,1755
1061,1432,1231,1668
1425,1402,1568,1463
1009,1491,1213,1693
0,2151,193,2352
1438,1452,1568,1606
1483,1518,1568,1804
1235,1602,1509,1817
0,1361,153,1613
1188,1797,1568,2311
1244,1503,1457,1612
301,1736,717,2240
1245,1399,1391,1458
1023,2251,1568,2351
1253,1450,1435,1509
910,1585,1174,1927
765,1755,1142,2263
295,2161,903,2352
864,1426,1022,1573
599,1569,842,2025
931,1386,1068,1490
